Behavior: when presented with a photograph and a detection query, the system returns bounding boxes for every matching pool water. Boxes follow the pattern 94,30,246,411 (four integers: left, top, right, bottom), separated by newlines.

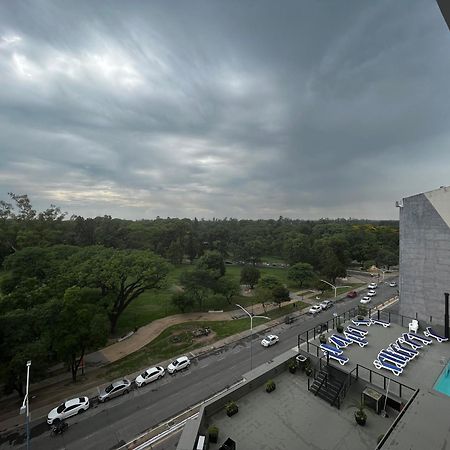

434,363,450,396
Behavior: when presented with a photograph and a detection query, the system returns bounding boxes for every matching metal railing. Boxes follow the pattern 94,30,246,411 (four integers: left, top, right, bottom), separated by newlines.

375,388,420,449
332,366,358,409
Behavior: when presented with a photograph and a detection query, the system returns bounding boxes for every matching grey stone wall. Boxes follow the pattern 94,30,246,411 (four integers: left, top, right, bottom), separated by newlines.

399,193,450,325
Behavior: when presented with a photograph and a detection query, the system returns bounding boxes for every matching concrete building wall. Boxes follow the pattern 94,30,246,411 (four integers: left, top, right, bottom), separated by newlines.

399,187,450,326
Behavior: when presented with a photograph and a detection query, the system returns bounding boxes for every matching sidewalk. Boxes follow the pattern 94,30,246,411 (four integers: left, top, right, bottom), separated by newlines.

0,302,312,432
0,280,376,432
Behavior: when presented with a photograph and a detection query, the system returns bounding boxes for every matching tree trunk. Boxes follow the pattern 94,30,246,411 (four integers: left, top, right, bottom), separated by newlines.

110,312,120,334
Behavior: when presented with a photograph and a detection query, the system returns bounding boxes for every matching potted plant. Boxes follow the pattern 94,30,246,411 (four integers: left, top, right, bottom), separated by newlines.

304,360,313,377
354,402,368,426
288,359,297,373
336,323,344,333
319,333,327,344
265,379,276,393
225,400,239,417
208,425,219,443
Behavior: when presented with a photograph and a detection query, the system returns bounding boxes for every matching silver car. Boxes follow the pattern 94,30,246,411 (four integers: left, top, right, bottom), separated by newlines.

98,379,131,402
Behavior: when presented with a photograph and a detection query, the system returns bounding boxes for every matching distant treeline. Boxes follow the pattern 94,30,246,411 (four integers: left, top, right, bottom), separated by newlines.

0,193,398,269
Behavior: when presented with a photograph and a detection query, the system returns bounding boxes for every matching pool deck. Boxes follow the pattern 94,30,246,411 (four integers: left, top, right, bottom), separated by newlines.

303,318,450,449
208,370,396,450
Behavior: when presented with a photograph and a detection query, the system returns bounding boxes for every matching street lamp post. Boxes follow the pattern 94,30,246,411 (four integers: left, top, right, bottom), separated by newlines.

19,360,31,450
236,304,269,370
320,280,351,298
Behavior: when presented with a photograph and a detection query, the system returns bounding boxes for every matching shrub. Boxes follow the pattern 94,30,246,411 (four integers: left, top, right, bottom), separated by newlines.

319,334,326,344
225,400,239,417
266,379,276,393
288,359,297,373
208,425,219,443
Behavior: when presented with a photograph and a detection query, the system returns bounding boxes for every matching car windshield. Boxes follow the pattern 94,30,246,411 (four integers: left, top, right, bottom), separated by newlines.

56,404,65,413
140,371,148,378
172,360,178,366
105,384,114,393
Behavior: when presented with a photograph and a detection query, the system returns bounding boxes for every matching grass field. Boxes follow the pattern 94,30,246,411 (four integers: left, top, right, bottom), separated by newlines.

105,300,308,378
115,264,300,336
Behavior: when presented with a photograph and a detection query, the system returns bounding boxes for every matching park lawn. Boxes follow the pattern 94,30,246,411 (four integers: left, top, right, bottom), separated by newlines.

314,283,366,300
104,301,308,379
116,264,297,336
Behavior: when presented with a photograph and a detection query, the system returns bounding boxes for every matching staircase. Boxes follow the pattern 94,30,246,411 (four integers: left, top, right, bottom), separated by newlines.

309,369,344,407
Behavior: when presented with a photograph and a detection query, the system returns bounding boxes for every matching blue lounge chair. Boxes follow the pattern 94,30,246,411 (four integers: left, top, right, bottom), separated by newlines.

395,339,420,355
347,325,368,336
399,333,423,350
370,318,390,327
352,318,372,326
319,343,342,355
329,335,351,349
407,332,432,345
343,331,368,347
322,351,349,366
378,351,407,368
389,344,415,360
382,349,410,363
424,327,449,343
373,357,403,376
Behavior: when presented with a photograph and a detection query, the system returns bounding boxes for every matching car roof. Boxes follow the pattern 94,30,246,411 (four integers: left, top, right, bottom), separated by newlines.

65,398,83,407
176,356,188,362
112,379,128,387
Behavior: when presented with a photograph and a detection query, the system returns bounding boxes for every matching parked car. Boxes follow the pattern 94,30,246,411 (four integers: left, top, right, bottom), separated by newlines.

308,305,322,315
389,281,397,287
360,296,371,304
347,291,358,298
367,290,377,297
135,366,165,387
167,356,191,374
47,397,90,425
98,379,131,402
320,300,333,310
261,335,279,347
368,282,378,290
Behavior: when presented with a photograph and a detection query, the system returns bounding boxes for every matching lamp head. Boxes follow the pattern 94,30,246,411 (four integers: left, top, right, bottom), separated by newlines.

26,361,31,367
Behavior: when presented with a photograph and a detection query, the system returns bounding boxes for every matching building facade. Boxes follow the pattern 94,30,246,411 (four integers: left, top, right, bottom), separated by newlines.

399,186,450,327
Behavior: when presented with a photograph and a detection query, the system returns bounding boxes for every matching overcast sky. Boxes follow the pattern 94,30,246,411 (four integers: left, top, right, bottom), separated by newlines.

1,0,449,220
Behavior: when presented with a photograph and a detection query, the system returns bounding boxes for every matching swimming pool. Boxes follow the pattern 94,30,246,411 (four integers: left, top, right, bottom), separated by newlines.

434,362,450,396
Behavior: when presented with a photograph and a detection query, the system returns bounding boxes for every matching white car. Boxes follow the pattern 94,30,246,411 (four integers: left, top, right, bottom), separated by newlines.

367,290,377,297
389,281,397,287
360,296,371,304
47,397,90,425
320,300,333,310
261,335,279,347
167,356,190,374
308,305,322,315
135,366,165,387
368,283,378,290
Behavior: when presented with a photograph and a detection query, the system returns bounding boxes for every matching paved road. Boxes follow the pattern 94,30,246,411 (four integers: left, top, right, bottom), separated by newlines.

0,280,398,450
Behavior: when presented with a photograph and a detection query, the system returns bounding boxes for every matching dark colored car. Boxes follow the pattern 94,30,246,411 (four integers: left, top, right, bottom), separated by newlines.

347,291,358,298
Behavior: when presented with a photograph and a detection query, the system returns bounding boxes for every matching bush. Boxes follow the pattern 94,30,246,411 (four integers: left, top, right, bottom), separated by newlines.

225,401,239,417
208,425,219,443
266,379,276,393
319,334,326,344
288,359,297,373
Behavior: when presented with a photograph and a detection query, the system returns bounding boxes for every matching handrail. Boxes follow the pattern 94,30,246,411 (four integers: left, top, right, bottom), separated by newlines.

314,371,328,397
375,388,420,449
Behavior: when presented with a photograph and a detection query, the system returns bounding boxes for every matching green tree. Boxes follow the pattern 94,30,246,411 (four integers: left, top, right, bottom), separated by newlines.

287,263,316,288
52,288,109,382
215,276,240,304
196,250,225,279
240,267,260,289
74,247,170,333
272,285,290,308
259,276,282,290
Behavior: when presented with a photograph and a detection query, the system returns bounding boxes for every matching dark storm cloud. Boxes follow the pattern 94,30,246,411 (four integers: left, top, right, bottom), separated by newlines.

0,0,449,219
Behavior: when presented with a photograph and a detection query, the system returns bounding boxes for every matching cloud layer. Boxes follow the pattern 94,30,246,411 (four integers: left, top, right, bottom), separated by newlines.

1,0,450,219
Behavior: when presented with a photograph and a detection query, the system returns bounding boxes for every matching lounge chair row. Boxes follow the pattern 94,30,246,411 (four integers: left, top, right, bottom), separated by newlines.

373,328,448,376
352,317,390,327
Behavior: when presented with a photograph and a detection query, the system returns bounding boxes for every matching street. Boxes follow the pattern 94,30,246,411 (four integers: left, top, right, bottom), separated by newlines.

0,280,397,450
